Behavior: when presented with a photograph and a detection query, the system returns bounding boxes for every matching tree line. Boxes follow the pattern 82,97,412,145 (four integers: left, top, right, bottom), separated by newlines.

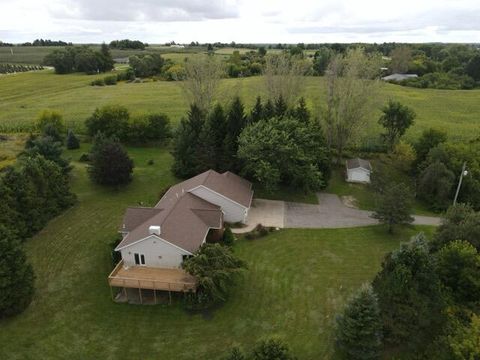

44,44,114,74
335,205,480,359
0,111,76,319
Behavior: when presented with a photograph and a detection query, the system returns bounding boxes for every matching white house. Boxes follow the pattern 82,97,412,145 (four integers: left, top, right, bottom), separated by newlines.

114,170,253,269
346,158,372,184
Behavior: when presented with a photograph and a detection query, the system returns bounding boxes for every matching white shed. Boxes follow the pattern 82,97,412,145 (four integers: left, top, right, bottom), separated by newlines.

346,158,372,184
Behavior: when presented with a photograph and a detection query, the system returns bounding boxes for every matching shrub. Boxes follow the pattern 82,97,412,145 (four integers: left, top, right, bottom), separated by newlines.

79,153,90,162
147,159,154,166
104,75,117,85
222,227,236,246
91,79,105,86
85,105,130,140
36,109,65,134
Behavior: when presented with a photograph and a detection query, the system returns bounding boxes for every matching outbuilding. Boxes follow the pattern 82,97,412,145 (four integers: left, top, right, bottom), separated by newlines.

346,158,372,184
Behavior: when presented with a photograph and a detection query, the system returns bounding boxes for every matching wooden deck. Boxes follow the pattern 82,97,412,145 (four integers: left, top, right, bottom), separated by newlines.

108,260,197,293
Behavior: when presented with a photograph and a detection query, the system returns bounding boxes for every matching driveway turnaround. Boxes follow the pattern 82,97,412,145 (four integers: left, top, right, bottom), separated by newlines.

236,193,441,233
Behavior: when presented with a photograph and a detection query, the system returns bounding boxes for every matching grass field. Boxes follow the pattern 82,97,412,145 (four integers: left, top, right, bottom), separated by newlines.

0,145,434,359
1,70,479,141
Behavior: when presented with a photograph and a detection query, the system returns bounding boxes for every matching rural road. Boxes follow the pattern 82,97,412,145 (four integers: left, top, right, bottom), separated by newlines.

233,193,441,234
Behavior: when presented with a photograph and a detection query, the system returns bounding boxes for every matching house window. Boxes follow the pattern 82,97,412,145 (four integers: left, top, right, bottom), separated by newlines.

134,253,146,266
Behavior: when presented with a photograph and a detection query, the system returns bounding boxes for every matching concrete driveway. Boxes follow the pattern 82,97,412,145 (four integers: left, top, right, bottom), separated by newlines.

233,193,441,233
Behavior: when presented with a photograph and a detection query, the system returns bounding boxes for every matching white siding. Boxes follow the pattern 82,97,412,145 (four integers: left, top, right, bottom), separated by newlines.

120,235,191,269
347,168,371,183
189,186,247,223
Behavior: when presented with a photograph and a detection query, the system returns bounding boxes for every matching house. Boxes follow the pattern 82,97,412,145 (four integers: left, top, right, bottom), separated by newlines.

108,170,253,300
382,73,418,82
346,158,372,184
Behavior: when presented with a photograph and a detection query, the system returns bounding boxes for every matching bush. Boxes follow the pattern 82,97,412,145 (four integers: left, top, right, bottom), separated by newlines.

91,79,105,86
36,109,65,134
85,105,130,141
79,153,90,162
245,224,273,240
222,227,236,246
104,75,117,85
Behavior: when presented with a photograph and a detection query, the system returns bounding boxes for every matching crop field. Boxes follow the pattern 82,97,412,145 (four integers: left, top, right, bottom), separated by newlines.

0,144,435,359
1,69,479,143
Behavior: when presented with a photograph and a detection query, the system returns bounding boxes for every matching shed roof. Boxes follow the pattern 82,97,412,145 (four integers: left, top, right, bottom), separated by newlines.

346,158,372,171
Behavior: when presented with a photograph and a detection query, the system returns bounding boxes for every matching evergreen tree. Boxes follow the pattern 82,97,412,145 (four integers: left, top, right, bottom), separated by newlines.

199,104,227,171
23,135,71,173
250,96,264,123
88,134,134,187
223,97,247,172
293,97,310,123
371,182,414,233
251,339,296,360
263,99,275,119
372,234,447,349
171,104,206,178
274,95,288,117
66,129,80,150
0,226,35,318
335,284,383,360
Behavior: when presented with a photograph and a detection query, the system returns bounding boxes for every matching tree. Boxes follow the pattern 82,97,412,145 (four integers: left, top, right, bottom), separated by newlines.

378,100,416,150
325,48,382,161
389,46,412,74
23,135,70,173
127,113,171,144
222,227,236,246
182,243,246,307
292,97,310,123
335,284,382,360
171,104,205,178
372,234,447,348
224,347,246,360
199,104,227,171
128,53,164,77
431,204,480,252
88,134,134,187
264,53,308,107
0,226,35,318
435,240,480,308
36,109,65,135
274,95,288,117
85,105,130,141
313,47,334,76
223,97,247,172
371,182,414,233
413,128,447,171
466,54,480,81
238,117,330,192
263,99,275,119
251,339,296,360
250,96,264,123
182,55,225,112
392,142,415,172
418,161,455,211
66,129,80,150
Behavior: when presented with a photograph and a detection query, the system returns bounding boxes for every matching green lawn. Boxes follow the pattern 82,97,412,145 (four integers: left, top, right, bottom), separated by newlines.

0,145,434,359
1,71,479,143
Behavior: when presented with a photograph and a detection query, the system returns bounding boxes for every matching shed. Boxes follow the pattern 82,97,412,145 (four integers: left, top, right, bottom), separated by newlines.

346,158,372,184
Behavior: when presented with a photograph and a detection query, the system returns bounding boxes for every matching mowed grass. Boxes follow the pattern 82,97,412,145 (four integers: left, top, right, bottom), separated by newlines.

1,70,479,141
0,145,434,359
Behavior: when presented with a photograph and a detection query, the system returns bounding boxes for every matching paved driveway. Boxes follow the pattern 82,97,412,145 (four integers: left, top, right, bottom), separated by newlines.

236,193,441,232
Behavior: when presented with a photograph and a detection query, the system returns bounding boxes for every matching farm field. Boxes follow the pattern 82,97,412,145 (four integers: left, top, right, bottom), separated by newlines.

0,144,434,360
1,70,479,142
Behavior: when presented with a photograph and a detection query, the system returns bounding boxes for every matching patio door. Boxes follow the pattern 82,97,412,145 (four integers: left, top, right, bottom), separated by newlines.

134,253,146,266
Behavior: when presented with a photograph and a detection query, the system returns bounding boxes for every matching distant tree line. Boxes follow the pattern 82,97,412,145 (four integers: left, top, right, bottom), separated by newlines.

20,39,73,47
109,39,147,50
0,110,76,318
43,44,114,74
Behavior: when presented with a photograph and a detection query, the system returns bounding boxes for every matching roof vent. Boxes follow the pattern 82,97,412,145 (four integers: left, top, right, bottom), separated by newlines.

149,225,161,235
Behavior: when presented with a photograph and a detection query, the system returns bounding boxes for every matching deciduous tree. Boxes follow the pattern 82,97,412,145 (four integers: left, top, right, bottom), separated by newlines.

378,100,415,150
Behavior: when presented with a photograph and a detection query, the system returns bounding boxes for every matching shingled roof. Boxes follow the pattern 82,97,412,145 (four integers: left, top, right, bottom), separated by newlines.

115,170,252,253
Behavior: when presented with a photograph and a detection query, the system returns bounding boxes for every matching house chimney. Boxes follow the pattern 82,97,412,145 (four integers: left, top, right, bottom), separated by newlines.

149,225,161,235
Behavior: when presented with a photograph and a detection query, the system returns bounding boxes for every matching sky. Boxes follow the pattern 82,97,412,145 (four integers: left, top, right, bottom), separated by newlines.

1,0,480,44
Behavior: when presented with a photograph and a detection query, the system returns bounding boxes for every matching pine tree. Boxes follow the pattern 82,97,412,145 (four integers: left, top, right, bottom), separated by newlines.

263,99,275,119
199,104,227,171
223,97,247,172
172,104,206,178
274,95,288,117
66,129,80,150
88,133,134,186
293,97,310,123
0,226,35,318
250,96,264,123
335,284,383,360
